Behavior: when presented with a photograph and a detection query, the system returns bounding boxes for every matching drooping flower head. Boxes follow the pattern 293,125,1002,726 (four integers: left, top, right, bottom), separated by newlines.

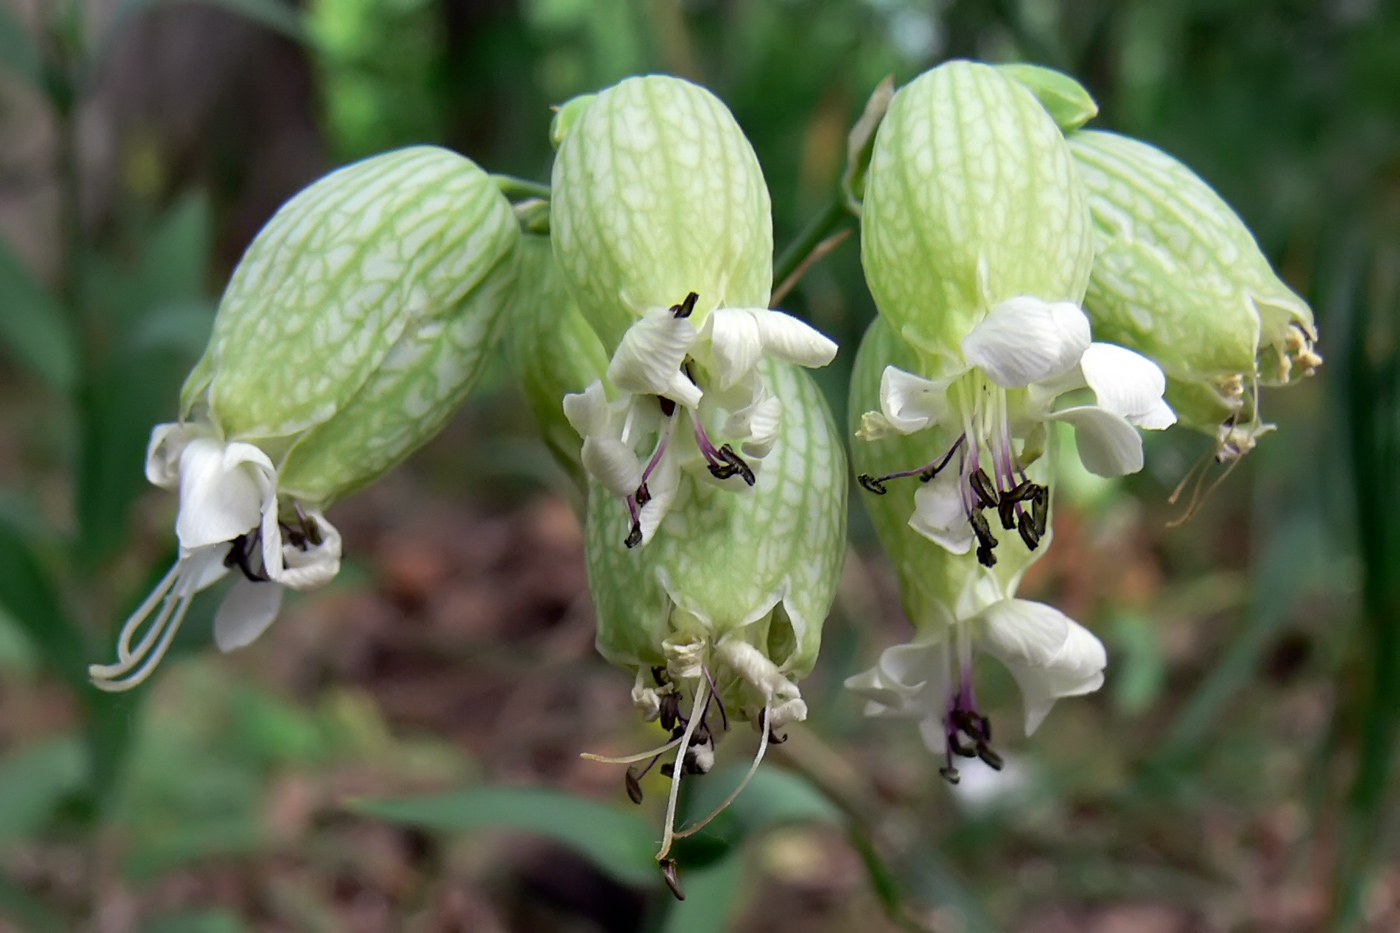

550,75,837,549
846,318,1105,784
90,146,520,691
1067,128,1321,463
856,60,1173,565
585,359,846,863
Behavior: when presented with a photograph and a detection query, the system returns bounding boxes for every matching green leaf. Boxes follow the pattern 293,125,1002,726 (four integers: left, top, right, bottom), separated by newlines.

350,786,659,886
660,853,746,933
0,237,78,392
0,5,45,92
0,737,87,848
0,518,89,690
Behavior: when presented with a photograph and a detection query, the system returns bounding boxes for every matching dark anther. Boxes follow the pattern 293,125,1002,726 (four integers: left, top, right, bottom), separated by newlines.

660,858,686,901
976,543,997,568
625,522,643,549
280,521,306,549
224,532,270,582
652,666,668,686
970,509,996,549
857,474,888,495
1017,514,1041,550
939,765,962,785
658,396,677,417
767,726,789,745
1031,486,1049,538
997,481,1035,530
975,744,1004,770
979,714,992,743
707,445,755,486
670,292,699,320
970,468,999,509
659,693,680,732
660,762,675,778
949,732,976,759
625,766,645,804
635,483,652,507
294,502,324,546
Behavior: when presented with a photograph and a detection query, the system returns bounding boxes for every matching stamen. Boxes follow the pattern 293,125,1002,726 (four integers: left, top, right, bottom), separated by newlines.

670,292,699,319
703,666,729,733
579,735,684,765
89,564,202,692
690,411,755,486
970,468,999,509
625,408,680,548
660,857,685,901
657,680,710,861
225,530,269,582
856,434,966,495
675,700,774,841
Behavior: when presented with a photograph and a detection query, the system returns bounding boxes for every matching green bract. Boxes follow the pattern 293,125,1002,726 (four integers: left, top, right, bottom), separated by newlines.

182,145,519,507
586,359,846,729
861,60,1093,374
549,74,773,350
1069,129,1321,443
505,235,611,492
995,62,1099,133
849,317,1043,629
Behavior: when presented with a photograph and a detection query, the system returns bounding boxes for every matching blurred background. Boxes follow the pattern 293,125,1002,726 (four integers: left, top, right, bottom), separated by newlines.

0,0,1397,930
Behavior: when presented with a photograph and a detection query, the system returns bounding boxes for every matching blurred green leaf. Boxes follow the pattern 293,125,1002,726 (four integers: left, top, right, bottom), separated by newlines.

0,517,89,690
684,763,842,837
0,737,87,848
0,5,44,92
142,909,249,933
660,852,746,933
0,237,78,392
351,785,659,886
0,872,65,933
1107,612,1167,716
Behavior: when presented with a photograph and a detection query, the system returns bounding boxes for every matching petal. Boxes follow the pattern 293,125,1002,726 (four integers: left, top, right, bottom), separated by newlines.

174,439,273,550
636,442,681,547
909,470,974,554
1080,343,1177,429
729,393,783,459
1046,405,1144,476
562,380,613,437
880,366,952,433
962,297,1091,388
272,509,342,591
974,598,1105,735
145,423,197,488
607,308,699,402
581,436,644,496
710,308,838,389
213,577,285,652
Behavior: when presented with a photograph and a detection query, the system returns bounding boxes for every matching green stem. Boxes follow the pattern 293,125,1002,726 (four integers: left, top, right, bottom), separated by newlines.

772,197,853,290
491,173,551,202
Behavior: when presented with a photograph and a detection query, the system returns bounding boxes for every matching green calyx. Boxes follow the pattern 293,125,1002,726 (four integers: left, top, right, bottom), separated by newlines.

861,60,1093,377
549,74,773,352
586,360,846,726
1069,129,1320,415
505,235,611,493
995,62,1099,133
182,145,520,508
849,318,1043,631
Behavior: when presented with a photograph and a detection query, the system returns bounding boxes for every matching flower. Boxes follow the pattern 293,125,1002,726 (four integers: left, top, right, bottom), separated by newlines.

550,76,837,548
90,145,520,691
846,566,1105,784
856,295,1173,565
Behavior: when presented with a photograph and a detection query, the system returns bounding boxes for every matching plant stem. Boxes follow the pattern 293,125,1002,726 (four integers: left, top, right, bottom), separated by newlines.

771,197,853,296
491,173,551,202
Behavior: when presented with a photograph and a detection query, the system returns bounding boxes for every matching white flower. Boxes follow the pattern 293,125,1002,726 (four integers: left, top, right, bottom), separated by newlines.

88,423,342,692
565,292,836,548
857,296,1173,565
845,571,1105,784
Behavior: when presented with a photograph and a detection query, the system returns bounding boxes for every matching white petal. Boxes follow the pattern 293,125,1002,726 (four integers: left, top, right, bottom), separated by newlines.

709,308,837,390
974,598,1105,735
145,423,197,488
581,436,643,496
562,380,613,437
962,297,1091,388
1080,343,1177,429
1046,405,1144,476
174,439,273,550
636,443,681,547
607,308,699,401
273,510,342,591
909,470,974,554
213,577,285,652
729,394,783,459
879,366,952,433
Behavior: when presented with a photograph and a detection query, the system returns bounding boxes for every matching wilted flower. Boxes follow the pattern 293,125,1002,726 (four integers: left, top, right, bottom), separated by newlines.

583,359,846,861
857,61,1171,566
90,146,519,691
550,75,837,548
